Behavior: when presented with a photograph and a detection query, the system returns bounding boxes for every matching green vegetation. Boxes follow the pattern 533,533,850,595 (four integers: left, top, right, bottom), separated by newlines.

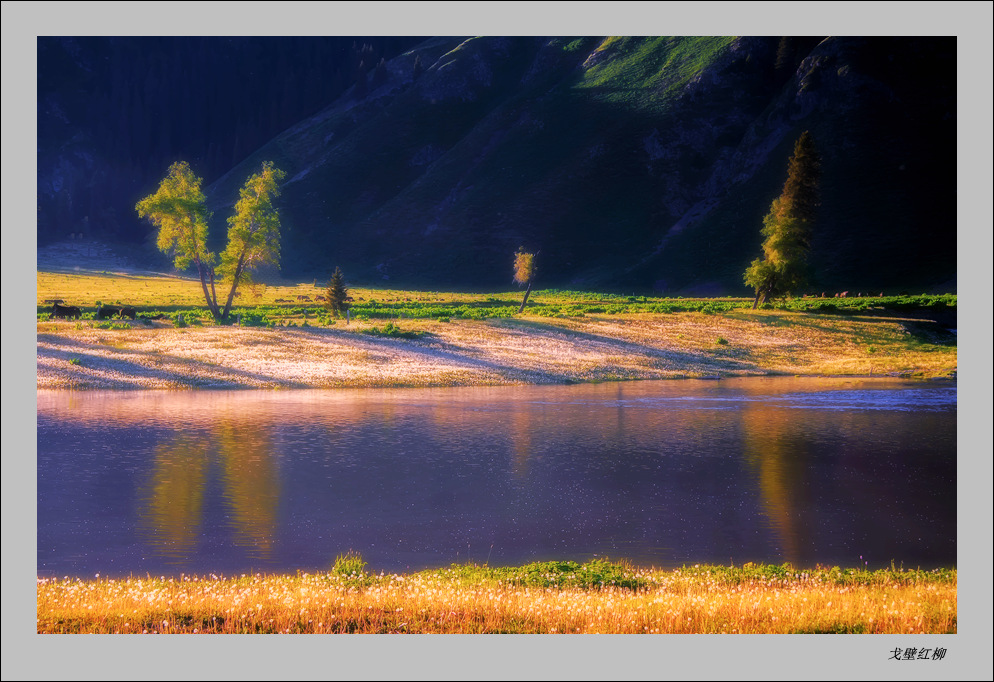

332,550,368,577
745,131,821,308
324,266,351,318
217,161,287,320
37,559,956,634
137,160,285,322
330,551,370,587
136,162,218,317
36,270,957,388
577,36,736,108
361,322,427,340
35,271,956,330
447,558,648,591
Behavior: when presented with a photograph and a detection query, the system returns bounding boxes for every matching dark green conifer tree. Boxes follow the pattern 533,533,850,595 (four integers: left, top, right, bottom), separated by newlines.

325,266,351,319
744,131,821,308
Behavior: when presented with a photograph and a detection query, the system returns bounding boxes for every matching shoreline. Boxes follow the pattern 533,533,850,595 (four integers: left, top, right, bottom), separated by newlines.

36,313,956,392
36,266,957,391
35,371,956,394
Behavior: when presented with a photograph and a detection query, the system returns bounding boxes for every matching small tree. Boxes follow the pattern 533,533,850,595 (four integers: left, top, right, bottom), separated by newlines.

325,266,351,319
513,248,537,314
745,131,821,308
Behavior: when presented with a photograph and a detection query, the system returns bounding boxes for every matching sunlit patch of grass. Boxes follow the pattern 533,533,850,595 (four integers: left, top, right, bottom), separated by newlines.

37,271,956,388
37,561,955,635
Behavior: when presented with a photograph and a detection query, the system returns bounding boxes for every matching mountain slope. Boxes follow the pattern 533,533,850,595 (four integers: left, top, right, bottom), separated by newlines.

208,36,956,294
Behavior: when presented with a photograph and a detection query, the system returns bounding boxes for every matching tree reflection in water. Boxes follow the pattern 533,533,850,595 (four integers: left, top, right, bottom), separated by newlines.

139,413,279,563
740,405,809,566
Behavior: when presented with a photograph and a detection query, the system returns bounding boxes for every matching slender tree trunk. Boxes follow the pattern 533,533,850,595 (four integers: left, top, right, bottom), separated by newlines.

209,270,219,317
195,259,220,320
517,281,533,314
751,290,761,310
221,251,247,322
186,209,219,321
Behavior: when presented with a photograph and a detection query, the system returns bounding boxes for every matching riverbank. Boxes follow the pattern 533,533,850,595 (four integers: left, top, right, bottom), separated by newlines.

34,315,948,391
36,312,957,390
37,269,956,390
36,560,957,634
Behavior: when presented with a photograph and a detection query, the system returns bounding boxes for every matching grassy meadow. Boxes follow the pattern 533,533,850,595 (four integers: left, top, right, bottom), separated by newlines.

36,558,956,635
36,270,957,390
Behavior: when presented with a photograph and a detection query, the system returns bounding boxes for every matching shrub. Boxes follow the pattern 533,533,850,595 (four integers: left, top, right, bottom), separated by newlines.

494,559,647,591
334,551,365,574
331,551,370,587
235,310,271,327
700,301,732,315
362,322,426,340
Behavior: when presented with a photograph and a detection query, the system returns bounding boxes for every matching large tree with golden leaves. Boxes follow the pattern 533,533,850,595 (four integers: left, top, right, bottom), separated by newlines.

138,160,285,322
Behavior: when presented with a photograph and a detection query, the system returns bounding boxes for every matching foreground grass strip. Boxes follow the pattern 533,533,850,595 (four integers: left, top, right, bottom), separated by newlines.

37,561,956,634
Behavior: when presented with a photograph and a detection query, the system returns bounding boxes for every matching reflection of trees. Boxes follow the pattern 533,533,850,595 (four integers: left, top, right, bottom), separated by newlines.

217,421,280,560
139,416,281,562
509,405,532,480
139,437,208,558
740,406,808,565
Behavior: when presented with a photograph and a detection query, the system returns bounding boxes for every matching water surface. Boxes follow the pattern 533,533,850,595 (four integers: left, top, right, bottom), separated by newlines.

37,377,956,577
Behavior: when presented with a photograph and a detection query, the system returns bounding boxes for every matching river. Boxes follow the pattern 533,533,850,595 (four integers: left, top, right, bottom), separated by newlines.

37,377,956,577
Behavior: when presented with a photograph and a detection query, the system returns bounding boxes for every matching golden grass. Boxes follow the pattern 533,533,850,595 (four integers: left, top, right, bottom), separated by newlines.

36,563,956,635
36,271,957,390
36,270,520,310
